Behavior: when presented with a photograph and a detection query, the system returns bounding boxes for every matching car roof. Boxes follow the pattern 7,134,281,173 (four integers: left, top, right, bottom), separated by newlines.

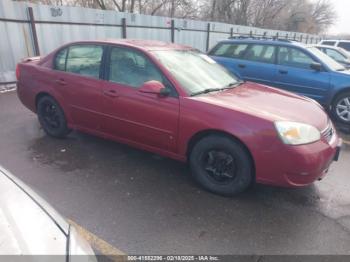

219,38,305,47
312,44,349,53
320,40,350,43
64,39,194,52
312,44,338,49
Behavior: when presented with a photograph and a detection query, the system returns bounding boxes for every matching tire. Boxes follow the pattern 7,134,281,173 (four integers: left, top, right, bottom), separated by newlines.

37,96,71,138
189,135,253,196
332,92,350,125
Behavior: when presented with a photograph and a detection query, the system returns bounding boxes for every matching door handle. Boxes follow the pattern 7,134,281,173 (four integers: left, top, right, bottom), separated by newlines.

238,64,246,68
55,79,67,86
279,70,288,74
103,89,119,98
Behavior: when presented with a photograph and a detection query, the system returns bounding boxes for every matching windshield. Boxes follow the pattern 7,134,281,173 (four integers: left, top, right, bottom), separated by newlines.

337,47,350,59
307,46,346,71
152,50,239,95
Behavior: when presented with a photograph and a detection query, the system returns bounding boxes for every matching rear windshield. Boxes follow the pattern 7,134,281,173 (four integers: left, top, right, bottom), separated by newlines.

321,41,336,46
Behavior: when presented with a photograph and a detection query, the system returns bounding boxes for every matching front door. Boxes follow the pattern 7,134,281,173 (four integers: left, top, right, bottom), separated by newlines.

100,46,179,152
274,46,330,103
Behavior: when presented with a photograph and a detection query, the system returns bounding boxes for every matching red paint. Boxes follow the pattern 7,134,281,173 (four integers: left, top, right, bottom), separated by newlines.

17,39,341,188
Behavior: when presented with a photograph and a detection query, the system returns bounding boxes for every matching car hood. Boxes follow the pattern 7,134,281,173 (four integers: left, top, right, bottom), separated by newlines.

191,82,329,130
0,167,68,256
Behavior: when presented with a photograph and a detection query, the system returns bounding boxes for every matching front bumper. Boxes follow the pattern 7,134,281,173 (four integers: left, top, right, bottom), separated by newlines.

255,131,342,187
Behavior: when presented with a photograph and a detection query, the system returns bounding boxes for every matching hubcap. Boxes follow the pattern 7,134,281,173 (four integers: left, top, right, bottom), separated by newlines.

42,102,60,129
202,150,237,184
336,97,350,122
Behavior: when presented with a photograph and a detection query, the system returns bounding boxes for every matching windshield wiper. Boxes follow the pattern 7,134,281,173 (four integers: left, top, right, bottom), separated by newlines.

190,88,223,96
223,80,244,89
191,81,244,97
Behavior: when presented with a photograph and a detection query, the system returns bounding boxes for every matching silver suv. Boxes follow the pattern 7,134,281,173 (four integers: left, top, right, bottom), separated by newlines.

319,40,350,53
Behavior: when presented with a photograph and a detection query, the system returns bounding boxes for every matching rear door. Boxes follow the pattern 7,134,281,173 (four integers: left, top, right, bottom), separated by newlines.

239,44,277,86
53,44,104,131
100,46,180,152
275,46,330,102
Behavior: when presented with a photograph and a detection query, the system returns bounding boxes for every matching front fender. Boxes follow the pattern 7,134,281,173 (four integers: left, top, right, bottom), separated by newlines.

326,71,350,106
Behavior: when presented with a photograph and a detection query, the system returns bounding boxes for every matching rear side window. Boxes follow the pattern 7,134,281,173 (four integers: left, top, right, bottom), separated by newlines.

210,43,248,59
54,48,67,71
66,45,103,79
278,47,316,69
244,44,276,64
321,41,336,46
338,42,350,52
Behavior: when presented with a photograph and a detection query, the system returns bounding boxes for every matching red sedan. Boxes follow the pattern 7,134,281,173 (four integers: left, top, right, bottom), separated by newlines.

17,40,342,196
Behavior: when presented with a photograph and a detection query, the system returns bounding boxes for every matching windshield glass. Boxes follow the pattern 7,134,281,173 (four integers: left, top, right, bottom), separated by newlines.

152,50,239,95
307,46,346,71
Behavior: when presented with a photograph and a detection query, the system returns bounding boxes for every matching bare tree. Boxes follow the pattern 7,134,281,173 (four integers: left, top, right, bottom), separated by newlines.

12,0,337,33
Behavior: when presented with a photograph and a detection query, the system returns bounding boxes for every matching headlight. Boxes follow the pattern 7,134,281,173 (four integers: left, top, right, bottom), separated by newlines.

274,121,321,145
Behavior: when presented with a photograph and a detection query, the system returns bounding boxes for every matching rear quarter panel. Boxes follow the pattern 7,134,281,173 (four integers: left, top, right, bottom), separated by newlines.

17,60,74,126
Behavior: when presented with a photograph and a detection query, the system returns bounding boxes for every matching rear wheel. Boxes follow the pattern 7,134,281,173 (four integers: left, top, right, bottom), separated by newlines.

37,96,71,138
332,92,350,125
189,135,254,196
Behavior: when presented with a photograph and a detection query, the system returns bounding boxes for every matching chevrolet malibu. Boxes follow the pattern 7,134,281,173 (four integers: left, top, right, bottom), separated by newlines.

17,40,342,196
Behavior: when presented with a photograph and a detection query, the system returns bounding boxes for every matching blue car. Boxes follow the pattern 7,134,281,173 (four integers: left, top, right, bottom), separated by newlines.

209,38,350,124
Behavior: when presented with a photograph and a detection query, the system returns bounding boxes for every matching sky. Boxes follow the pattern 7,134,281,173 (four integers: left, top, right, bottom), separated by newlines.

327,0,350,35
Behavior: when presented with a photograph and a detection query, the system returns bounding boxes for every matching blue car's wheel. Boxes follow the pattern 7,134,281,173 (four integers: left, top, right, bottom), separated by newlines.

333,92,350,124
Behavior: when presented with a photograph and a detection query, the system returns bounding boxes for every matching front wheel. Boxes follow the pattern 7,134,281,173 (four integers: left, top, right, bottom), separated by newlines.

332,92,350,125
189,135,254,196
37,96,71,138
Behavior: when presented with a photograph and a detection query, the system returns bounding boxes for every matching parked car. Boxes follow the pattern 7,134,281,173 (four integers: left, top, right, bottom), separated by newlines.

313,45,350,69
17,40,341,196
209,38,350,124
0,166,96,260
319,39,350,53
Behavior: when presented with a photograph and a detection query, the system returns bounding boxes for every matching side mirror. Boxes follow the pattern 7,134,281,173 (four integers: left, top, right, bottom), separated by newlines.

310,62,322,71
139,81,170,96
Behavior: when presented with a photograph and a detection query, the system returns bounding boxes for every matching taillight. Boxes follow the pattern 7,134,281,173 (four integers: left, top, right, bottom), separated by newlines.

16,64,20,80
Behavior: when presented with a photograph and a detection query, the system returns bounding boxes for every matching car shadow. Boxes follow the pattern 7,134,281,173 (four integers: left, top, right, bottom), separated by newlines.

28,129,324,209
26,128,350,254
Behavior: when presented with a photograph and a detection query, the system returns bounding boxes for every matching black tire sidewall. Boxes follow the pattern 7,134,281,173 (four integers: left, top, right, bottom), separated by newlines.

189,135,253,196
332,92,350,125
37,96,70,138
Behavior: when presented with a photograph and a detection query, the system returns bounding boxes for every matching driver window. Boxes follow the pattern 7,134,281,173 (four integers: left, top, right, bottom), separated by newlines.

109,47,164,88
278,47,316,69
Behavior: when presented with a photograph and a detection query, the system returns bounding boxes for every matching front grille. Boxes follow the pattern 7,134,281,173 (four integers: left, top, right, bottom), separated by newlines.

322,124,334,143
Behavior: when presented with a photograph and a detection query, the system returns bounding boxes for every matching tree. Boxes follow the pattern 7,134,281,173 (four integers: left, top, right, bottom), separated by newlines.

12,0,336,33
